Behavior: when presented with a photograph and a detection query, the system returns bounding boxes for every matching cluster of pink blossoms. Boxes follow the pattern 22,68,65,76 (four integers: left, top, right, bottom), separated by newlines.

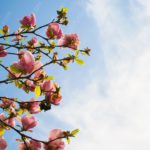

0,9,86,150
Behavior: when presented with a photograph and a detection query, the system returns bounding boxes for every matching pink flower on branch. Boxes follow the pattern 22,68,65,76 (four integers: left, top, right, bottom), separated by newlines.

21,116,37,131
33,61,45,80
47,83,62,105
0,46,7,57
20,13,36,29
0,113,15,128
11,29,22,42
22,80,35,92
5,117,15,127
0,137,7,150
44,129,65,150
20,98,40,114
41,80,52,94
28,37,38,47
18,140,41,150
11,51,35,74
0,98,15,108
41,81,62,105
46,23,63,39
59,34,80,50
2,25,9,34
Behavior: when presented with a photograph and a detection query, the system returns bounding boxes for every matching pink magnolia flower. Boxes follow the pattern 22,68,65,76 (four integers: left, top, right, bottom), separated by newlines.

22,80,35,92
0,98,15,108
2,25,9,34
45,83,62,105
0,113,5,121
21,116,37,130
33,61,44,79
0,137,7,150
0,46,7,57
18,140,41,150
5,117,15,127
59,34,80,50
28,98,40,114
12,51,35,74
49,129,64,140
20,13,36,28
44,129,65,150
29,102,40,114
0,113,15,128
28,37,38,47
11,29,22,42
50,92,62,105
41,80,52,94
41,81,62,105
46,23,63,39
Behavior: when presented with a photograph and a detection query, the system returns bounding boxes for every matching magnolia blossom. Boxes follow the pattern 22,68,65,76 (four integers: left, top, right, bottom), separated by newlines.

21,98,40,114
28,37,38,47
50,92,62,105
33,61,44,80
41,80,52,94
41,80,62,105
22,80,35,92
0,98,15,108
29,101,40,114
46,23,63,39
0,46,7,57
12,51,35,74
20,13,36,28
0,113,5,122
5,117,15,127
0,113,15,127
44,129,65,150
47,83,62,105
11,29,22,42
18,140,41,150
2,25,9,34
21,116,37,130
0,137,7,150
59,34,80,50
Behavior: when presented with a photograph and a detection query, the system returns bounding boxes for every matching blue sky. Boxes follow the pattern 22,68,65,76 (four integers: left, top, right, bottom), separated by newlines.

1,0,150,150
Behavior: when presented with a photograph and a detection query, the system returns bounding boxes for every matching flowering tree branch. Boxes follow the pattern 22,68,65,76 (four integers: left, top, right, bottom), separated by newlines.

0,7,90,150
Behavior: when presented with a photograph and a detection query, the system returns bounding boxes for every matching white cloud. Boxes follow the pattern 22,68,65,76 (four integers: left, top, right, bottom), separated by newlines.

37,0,150,150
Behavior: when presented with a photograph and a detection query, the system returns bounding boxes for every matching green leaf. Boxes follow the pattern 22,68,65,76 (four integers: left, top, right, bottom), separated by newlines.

63,65,68,70
63,7,69,13
75,50,79,56
75,58,85,65
17,108,24,116
0,29,4,35
45,76,55,80
10,64,22,74
0,128,5,136
66,137,70,144
71,129,80,137
34,86,41,98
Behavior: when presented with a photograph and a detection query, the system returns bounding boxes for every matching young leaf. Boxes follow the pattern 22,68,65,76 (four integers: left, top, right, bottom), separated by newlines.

0,128,5,136
71,129,80,137
35,86,41,98
75,50,79,56
0,29,4,35
17,108,24,116
45,76,55,80
66,137,70,144
75,58,85,65
10,64,22,74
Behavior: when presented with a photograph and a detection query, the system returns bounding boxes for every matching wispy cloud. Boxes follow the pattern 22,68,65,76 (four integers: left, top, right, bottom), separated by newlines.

37,0,150,149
